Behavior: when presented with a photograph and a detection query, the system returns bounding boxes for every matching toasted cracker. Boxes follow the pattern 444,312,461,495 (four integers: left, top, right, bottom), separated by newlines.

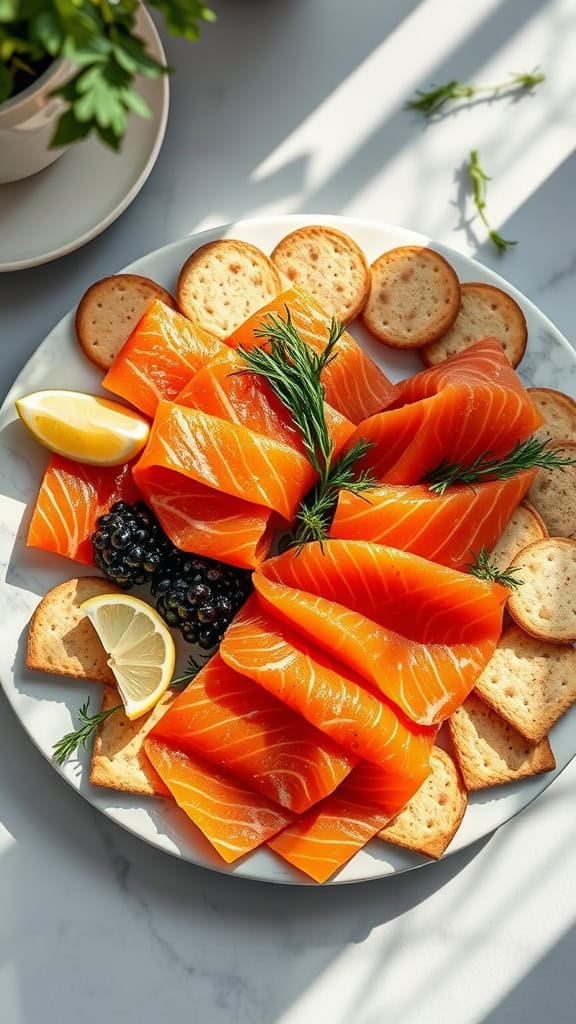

475,624,576,743
528,387,576,444
527,441,576,538
490,501,548,571
270,226,370,323
448,692,556,791
507,538,576,642
26,577,118,684
90,687,176,797
362,246,460,348
76,275,176,371
177,240,282,339
421,282,527,367
377,748,467,858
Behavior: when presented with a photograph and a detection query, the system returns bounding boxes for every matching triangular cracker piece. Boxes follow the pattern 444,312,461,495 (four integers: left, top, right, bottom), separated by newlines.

90,687,176,797
449,692,555,791
377,748,467,858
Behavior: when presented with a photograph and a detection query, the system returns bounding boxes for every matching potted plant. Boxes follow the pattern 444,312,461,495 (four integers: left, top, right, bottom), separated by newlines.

0,0,215,183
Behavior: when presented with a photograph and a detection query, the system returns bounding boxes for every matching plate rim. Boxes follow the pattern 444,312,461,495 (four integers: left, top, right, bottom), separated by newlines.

1,212,575,885
0,7,169,274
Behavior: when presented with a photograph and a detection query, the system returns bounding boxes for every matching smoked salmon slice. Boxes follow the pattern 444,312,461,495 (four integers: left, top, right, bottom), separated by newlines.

27,454,139,564
329,470,536,570
226,287,397,424
103,300,226,418
252,541,508,725
176,346,355,457
268,760,425,883
132,400,316,523
220,597,436,771
144,737,294,863
150,654,357,813
132,464,276,569
350,338,543,483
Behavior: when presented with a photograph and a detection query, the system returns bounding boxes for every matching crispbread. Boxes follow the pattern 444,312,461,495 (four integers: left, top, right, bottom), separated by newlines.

490,501,548,571
177,240,282,339
448,692,556,791
475,624,576,743
26,577,117,684
421,282,527,367
76,275,176,371
362,246,460,348
270,226,371,323
507,538,576,642
528,387,576,443
90,686,175,796
527,441,576,537
377,747,467,858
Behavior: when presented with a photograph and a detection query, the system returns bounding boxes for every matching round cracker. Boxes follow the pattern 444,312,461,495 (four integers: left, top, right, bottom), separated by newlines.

26,577,119,683
421,282,527,368
271,225,370,323
526,441,576,538
507,538,576,642
528,387,576,443
490,500,548,571
177,239,282,339
76,274,176,371
362,246,460,348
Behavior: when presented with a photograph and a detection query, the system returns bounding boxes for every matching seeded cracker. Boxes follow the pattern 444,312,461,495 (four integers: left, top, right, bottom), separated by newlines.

76,275,176,371
475,624,576,743
490,501,548,571
362,246,460,348
90,687,176,796
26,577,118,684
421,282,527,367
377,748,467,858
449,692,556,791
271,226,371,323
177,240,282,339
528,387,576,444
507,538,576,642
526,441,576,537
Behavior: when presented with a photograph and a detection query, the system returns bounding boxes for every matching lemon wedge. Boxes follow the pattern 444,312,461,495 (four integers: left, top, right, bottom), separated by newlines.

80,594,176,719
15,389,149,466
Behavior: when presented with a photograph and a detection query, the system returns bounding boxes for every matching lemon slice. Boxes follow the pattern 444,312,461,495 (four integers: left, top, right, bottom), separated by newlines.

15,389,149,466
80,594,176,719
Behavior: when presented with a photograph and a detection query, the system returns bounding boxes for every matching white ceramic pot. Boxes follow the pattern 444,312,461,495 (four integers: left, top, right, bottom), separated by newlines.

0,59,75,184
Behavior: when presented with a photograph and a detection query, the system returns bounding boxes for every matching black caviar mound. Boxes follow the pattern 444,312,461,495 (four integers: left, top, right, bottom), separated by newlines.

92,500,253,649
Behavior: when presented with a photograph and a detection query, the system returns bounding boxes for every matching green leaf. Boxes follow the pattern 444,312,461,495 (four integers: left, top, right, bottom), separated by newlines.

0,59,13,102
147,0,216,41
49,107,93,147
30,10,64,56
121,84,152,118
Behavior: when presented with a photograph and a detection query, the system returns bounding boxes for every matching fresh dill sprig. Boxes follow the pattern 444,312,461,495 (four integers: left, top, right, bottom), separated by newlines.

52,657,208,765
467,547,524,590
468,150,517,254
405,69,545,118
294,439,377,547
52,698,122,766
239,311,376,544
242,308,343,482
426,436,576,496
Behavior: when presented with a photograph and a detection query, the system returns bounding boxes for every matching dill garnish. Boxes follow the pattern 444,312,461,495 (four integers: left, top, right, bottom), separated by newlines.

467,547,524,590
405,69,545,118
425,437,576,496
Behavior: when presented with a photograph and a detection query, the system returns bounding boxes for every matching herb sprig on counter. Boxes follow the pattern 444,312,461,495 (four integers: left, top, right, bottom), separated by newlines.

467,150,517,254
52,655,207,765
467,547,524,591
425,437,576,496
239,311,377,546
405,69,545,118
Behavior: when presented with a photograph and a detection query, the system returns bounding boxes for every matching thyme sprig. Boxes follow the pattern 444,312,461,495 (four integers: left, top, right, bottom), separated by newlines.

239,311,377,543
467,547,524,591
425,437,576,496
405,69,545,118
468,150,517,254
52,655,208,766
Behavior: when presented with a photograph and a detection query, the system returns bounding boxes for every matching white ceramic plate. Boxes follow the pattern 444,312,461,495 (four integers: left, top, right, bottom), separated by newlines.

1,214,575,885
0,8,168,273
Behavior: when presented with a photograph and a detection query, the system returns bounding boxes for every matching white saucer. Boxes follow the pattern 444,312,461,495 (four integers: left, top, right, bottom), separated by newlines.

0,7,169,273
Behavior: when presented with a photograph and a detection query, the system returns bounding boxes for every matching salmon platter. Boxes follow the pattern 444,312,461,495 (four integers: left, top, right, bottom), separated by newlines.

2,215,576,885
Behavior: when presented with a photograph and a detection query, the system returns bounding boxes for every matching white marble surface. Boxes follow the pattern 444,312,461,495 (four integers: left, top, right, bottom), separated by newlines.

1,1,576,1021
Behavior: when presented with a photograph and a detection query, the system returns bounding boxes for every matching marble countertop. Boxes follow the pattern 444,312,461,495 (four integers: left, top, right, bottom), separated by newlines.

1,1,575,1021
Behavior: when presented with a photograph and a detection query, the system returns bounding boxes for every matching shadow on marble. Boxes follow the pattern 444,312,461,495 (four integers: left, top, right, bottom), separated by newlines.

481,923,576,1024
